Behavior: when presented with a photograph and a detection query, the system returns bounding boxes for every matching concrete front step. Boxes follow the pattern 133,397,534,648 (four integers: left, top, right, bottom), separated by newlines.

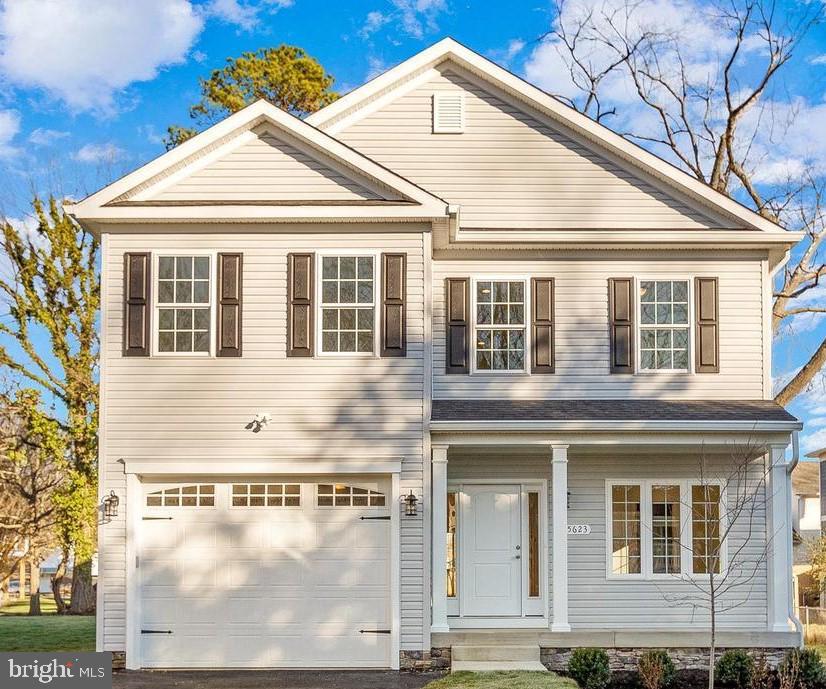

452,645,541,662
451,645,547,671
452,660,548,672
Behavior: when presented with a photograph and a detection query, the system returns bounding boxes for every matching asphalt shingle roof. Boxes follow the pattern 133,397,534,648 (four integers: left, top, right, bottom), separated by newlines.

431,399,798,423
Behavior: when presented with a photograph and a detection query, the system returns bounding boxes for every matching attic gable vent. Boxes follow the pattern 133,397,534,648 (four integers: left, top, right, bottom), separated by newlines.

433,93,465,133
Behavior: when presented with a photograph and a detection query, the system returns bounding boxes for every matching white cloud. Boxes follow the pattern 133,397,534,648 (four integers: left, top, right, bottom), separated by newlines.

365,56,387,81
204,0,294,31
809,54,826,66
27,127,69,147
505,39,526,60
72,142,126,164
488,38,527,66
0,109,20,158
360,0,447,40
360,10,391,38
0,0,204,114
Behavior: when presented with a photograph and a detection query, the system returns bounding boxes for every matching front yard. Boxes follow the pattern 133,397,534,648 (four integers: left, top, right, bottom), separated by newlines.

425,672,578,689
0,595,95,652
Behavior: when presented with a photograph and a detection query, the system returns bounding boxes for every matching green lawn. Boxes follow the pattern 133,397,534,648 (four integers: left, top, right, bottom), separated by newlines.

425,672,579,689
0,595,95,652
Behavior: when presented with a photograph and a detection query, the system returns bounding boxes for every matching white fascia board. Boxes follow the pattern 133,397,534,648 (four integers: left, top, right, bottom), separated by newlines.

65,99,447,218
309,38,783,235
66,204,446,223
429,419,803,433
125,460,402,476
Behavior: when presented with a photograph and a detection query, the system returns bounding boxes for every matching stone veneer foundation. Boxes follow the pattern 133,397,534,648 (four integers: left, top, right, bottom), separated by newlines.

400,647,790,672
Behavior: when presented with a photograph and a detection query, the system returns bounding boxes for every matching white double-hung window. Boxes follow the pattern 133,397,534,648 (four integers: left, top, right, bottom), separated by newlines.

155,254,214,355
638,279,690,371
318,253,377,355
473,279,527,372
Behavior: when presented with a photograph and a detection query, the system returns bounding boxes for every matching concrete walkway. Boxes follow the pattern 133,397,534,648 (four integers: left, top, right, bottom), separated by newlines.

114,670,442,689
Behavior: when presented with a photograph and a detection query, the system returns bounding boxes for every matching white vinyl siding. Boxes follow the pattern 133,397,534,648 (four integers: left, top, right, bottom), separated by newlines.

98,227,427,653
151,125,396,203
336,66,730,229
433,256,765,399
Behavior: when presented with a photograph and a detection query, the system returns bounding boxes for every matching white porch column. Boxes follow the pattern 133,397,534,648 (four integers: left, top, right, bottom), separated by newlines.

431,444,449,633
767,442,794,632
551,444,571,632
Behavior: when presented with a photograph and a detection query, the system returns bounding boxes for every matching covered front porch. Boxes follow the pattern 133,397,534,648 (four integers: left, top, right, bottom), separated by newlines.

428,399,802,653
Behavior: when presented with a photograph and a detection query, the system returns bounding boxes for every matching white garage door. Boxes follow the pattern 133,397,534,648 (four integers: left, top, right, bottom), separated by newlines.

138,478,393,668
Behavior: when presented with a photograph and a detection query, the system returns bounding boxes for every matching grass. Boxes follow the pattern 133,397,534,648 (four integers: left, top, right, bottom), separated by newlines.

425,671,579,689
0,595,95,652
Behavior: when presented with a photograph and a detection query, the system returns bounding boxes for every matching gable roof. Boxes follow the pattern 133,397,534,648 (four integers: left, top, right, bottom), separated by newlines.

307,37,791,237
66,100,447,226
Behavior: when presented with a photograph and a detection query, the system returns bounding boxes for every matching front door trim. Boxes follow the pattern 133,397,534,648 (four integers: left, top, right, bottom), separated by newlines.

446,479,548,624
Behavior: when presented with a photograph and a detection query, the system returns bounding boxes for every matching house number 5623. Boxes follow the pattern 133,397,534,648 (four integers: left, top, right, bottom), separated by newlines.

567,524,591,535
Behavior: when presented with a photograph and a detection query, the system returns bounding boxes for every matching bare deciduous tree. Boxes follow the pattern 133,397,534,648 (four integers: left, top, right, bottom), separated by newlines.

0,391,66,615
541,0,826,404
649,443,779,688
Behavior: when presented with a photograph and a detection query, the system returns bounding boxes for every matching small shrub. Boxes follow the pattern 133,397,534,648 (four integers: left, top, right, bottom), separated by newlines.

716,649,755,689
569,648,612,689
638,650,676,689
778,648,825,689
749,655,773,689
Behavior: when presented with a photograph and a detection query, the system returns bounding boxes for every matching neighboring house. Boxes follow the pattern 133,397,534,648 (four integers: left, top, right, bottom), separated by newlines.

66,39,803,671
792,461,821,607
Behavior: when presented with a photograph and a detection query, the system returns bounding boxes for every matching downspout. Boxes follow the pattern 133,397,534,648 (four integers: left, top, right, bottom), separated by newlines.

788,430,804,642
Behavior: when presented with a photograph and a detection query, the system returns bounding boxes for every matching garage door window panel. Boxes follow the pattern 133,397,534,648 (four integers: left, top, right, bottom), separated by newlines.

146,484,215,507
317,483,386,507
231,483,301,507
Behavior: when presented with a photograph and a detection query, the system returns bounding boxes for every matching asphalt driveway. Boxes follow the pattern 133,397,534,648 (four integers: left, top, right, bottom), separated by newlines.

114,670,442,689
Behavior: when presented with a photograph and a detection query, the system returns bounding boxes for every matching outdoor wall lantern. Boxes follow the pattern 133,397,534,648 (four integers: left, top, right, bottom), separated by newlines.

403,490,420,517
102,490,120,520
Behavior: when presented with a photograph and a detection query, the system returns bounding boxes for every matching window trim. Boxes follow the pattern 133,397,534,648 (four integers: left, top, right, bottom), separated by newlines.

151,250,218,358
634,277,694,375
605,478,727,580
469,275,531,375
314,249,380,358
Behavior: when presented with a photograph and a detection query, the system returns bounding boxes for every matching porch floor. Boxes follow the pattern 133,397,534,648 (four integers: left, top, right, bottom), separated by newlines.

431,629,800,649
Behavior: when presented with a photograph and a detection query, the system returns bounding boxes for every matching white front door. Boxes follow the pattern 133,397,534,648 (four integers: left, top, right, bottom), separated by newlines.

461,484,522,616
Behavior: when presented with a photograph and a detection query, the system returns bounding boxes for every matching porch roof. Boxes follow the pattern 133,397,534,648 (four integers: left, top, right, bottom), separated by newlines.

432,399,798,424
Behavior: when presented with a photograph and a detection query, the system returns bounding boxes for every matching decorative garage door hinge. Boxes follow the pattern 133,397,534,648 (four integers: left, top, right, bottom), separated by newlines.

141,630,173,635
359,515,391,520
359,629,391,634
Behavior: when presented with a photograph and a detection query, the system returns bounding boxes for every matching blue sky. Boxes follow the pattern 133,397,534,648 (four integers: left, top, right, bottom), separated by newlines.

0,0,824,454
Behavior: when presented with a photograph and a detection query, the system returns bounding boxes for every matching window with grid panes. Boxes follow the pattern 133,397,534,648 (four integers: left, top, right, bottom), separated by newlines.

475,280,526,371
639,280,690,371
320,256,375,353
157,255,211,354
652,484,681,574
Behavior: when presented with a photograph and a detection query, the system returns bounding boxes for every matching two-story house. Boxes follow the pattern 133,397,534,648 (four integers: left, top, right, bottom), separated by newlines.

66,39,803,671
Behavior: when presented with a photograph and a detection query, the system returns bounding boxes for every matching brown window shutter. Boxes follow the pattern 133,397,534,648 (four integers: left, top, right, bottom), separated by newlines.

217,253,243,357
287,253,314,357
381,253,407,357
445,277,469,374
531,278,555,374
695,277,719,373
123,252,150,357
608,278,634,373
